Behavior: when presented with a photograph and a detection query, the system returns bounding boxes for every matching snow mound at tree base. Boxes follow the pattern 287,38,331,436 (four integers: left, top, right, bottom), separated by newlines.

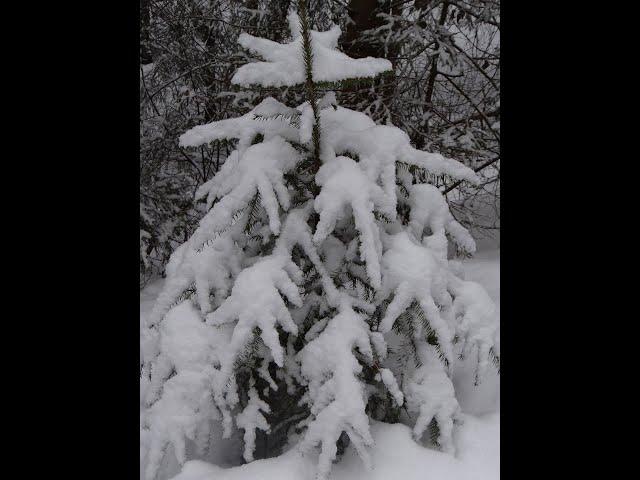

171,414,499,480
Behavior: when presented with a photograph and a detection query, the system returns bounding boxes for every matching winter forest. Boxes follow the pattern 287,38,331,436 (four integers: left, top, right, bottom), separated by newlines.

140,1,500,479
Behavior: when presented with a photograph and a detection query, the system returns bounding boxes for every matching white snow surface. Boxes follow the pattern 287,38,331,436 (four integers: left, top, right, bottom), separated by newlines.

140,250,500,480
298,304,378,479
409,184,476,255
192,135,301,238
170,414,499,480
313,156,388,290
232,12,392,87
319,106,480,207
452,249,500,415
208,253,303,372
179,97,299,153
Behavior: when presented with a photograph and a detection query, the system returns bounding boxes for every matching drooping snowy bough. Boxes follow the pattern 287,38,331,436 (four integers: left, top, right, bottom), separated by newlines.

140,5,499,480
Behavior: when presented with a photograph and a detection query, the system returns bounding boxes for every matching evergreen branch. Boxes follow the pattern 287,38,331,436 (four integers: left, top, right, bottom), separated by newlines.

442,156,500,195
374,210,394,223
343,270,376,301
168,282,197,310
243,191,264,236
396,160,459,189
195,205,248,253
489,347,500,374
297,0,321,169
253,112,301,128
428,417,440,446
314,71,395,92
233,327,265,372
394,301,449,368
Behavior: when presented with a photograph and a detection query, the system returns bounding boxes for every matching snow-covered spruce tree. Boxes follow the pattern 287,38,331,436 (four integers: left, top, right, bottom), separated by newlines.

140,3,499,480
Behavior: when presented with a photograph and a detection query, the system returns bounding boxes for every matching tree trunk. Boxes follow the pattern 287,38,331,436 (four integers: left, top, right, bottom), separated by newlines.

342,0,383,58
416,1,449,148
140,0,152,65
341,1,400,122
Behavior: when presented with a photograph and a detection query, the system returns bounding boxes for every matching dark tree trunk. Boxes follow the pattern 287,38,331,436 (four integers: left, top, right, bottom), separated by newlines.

342,0,383,58
341,1,400,122
424,2,450,109
415,1,449,148
140,0,152,65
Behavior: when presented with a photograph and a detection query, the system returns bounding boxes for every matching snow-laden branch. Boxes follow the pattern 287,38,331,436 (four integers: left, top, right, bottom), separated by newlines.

179,97,299,154
232,11,392,87
208,253,303,374
299,303,390,480
404,342,461,454
192,135,301,242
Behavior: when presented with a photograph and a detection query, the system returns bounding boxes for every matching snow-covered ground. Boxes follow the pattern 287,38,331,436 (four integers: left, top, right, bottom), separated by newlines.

453,247,500,416
172,414,498,480
140,249,499,480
